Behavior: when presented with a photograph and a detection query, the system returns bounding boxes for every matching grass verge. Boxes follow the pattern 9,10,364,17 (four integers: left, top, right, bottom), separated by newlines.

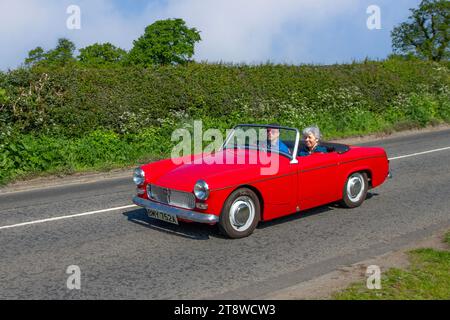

334,232,450,300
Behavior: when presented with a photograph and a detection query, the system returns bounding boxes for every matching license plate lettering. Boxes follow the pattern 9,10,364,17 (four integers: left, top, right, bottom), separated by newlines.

147,209,178,225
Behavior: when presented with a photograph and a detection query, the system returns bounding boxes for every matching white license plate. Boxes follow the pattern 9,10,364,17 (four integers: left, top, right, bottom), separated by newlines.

147,209,179,225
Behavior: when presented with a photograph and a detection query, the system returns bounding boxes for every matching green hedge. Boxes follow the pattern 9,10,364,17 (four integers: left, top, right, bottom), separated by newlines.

0,59,449,184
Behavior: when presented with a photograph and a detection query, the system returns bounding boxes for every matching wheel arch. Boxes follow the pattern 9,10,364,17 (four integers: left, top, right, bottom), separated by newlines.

360,169,373,188
343,166,373,189
230,184,264,221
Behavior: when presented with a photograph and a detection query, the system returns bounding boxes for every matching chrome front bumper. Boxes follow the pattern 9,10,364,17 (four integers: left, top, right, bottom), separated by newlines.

132,196,219,224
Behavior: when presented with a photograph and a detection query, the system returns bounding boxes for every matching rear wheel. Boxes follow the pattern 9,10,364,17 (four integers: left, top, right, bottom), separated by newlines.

219,188,260,239
340,172,368,208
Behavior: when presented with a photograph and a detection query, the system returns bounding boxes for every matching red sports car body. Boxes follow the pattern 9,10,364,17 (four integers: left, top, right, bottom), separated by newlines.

133,124,390,238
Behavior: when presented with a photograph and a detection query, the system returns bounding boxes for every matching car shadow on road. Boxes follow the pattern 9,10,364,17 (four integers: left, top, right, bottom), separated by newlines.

124,192,379,239
257,205,335,229
257,192,379,229
123,208,224,240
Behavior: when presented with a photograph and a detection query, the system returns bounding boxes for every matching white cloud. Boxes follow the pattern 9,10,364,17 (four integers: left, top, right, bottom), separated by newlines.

0,0,61,70
163,0,359,63
0,0,361,70
0,0,151,70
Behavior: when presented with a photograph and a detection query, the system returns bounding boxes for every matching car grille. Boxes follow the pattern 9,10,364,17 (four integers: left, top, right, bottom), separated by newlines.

147,184,196,210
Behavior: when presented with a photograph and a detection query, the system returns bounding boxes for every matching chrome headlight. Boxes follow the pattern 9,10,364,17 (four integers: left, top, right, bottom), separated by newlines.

194,180,210,200
133,167,145,186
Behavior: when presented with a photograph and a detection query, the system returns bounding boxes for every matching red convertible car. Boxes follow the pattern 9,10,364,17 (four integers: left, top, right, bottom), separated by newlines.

132,124,390,238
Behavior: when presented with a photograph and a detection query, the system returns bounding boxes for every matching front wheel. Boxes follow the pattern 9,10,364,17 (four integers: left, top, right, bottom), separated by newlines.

219,188,261,239
340,172,368,208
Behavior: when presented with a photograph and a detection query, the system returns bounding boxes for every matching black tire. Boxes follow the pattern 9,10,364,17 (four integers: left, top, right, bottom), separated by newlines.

219,188,261,239
340,172,368,208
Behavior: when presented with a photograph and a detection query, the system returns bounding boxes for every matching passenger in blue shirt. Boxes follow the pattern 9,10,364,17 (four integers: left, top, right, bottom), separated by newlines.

298,126,328,156
264,126,290,155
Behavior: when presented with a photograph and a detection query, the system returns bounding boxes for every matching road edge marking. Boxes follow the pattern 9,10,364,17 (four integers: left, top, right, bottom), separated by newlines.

389,146,450,161
0,205,138,231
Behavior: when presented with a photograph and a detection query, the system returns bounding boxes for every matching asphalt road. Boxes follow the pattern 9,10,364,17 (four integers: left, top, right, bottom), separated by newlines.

1,129,450,299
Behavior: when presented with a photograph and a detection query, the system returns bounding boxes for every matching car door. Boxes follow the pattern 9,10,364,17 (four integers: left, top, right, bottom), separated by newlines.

297,152,340,211
253,153,299,221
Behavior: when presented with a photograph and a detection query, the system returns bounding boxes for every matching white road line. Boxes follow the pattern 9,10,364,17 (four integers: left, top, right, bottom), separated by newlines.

1,146,450,231
0,205,138,231
389,146,450,161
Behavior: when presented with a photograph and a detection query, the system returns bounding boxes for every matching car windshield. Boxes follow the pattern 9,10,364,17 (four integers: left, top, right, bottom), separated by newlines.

222,125,299,158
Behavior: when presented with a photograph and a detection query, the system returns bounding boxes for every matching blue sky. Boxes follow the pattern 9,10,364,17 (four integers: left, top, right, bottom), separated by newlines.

0,0,421,70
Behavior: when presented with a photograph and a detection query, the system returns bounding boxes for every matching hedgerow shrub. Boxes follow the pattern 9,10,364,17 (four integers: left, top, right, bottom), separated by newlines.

406,93,439,126
1,59,448,137
0,126,171,183
0,59,448,184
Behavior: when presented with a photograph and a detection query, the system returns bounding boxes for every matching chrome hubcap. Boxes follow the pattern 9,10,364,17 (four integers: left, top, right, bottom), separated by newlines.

229,196,255,231
347,174,364,202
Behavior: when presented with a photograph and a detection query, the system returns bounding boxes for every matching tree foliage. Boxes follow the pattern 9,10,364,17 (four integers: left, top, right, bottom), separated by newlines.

25,47,46,67
23,19,201,68
392,0,450,61
127,18,201,66
78,43,127,66
25,38,77,67
44,38,77,66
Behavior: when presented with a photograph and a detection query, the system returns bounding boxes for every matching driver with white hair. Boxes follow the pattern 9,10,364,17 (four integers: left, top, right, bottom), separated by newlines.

298,126,328,156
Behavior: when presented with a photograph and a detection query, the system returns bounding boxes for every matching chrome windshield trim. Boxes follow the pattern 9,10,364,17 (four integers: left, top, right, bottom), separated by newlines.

222,127,235,151
221,124,300,164
132,196,219,224
290,128,300,164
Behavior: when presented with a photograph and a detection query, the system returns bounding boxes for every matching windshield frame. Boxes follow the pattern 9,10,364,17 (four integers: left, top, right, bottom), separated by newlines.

221,124,300,164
